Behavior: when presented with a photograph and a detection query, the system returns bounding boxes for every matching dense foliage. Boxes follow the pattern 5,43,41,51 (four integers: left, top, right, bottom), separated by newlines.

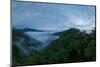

12,28,96,66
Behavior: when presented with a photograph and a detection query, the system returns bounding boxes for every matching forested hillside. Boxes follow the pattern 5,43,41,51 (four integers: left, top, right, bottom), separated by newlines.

12,28,96,66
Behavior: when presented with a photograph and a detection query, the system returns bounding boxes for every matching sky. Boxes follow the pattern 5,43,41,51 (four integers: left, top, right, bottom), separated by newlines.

12,1,96,31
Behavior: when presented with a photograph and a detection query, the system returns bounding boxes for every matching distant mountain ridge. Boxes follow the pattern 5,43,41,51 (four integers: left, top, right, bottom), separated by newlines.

13,28,45,32
12,28,43,56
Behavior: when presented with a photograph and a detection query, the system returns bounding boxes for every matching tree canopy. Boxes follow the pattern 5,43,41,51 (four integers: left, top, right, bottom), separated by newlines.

12,28,96,66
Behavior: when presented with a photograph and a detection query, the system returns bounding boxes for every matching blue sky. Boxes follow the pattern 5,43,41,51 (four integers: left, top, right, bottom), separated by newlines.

12,1,96,31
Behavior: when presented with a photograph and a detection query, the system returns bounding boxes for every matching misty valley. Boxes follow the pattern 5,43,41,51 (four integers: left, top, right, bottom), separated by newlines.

12,1,96,66
12,28,96,66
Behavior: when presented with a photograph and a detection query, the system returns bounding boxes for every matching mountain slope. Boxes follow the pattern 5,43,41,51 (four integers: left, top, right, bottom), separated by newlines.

12,28,96,66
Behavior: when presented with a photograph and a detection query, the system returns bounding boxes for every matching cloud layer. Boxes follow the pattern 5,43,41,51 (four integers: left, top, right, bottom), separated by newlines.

12,1,96,31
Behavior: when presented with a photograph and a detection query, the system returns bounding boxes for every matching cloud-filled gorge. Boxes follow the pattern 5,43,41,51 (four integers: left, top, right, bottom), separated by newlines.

12,1,96,66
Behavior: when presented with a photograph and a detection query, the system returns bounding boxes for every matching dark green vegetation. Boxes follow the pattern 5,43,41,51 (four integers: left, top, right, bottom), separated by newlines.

12,28,96,66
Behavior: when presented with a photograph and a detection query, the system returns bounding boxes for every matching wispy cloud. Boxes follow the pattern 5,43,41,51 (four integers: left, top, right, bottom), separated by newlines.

12,1,95,31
